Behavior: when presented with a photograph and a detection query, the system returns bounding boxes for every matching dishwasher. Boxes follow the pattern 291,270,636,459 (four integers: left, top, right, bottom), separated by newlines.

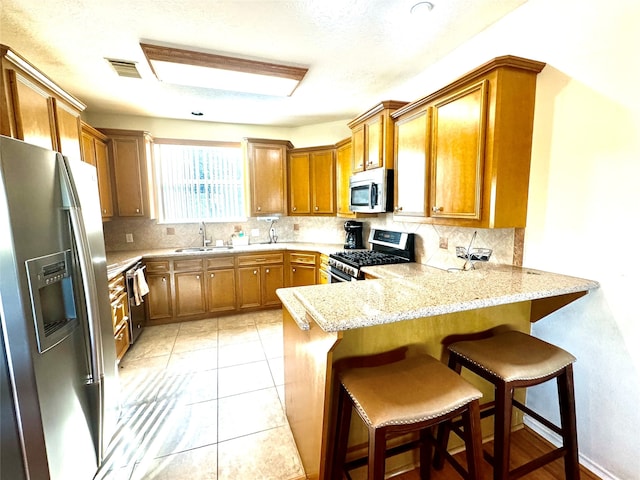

125,262,147,343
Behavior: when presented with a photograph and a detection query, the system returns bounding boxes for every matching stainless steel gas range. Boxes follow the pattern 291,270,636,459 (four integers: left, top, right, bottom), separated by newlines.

328,229,415,282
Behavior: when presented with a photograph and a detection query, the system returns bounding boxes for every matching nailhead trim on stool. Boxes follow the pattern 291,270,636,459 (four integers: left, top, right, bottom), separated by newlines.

441,330,580,480
332,353,484,480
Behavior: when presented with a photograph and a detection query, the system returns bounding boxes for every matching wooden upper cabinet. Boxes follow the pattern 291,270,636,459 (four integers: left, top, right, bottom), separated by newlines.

244,138,292,216
394,106,430,218
392,55,546,228
335,137,353,217
1,45,85,154
288,145,335,216
348,100,408,172
311,148,335,214
54,100,82,163
81,122,114,218
430,81,487,221
288,151,312,215
99,128,156,219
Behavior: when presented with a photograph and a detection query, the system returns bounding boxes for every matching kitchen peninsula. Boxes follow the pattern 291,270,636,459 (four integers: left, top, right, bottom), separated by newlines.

276,264,598,479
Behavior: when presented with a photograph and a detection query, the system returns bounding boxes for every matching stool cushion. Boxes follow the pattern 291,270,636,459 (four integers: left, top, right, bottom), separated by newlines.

339,355,482,428
448,331,576,382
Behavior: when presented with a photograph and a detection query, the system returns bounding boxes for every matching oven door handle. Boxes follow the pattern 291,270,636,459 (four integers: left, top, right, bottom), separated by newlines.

327,269,349,283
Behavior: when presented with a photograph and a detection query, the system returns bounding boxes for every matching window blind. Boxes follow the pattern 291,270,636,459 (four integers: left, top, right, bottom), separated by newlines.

154,142,245,222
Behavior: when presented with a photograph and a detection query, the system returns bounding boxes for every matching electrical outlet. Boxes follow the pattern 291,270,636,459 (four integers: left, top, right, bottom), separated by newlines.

439,237,448,249
166,227,175,235
125,233,134,243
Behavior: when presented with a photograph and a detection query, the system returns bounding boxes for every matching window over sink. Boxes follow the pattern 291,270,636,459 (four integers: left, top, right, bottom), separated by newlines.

154,139,246,223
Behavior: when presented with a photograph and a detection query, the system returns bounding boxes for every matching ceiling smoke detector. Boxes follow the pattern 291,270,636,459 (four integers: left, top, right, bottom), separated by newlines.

105,58,142,78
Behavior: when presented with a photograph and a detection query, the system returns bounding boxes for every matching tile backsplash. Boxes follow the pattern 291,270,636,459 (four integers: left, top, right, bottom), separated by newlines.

103,215,518,266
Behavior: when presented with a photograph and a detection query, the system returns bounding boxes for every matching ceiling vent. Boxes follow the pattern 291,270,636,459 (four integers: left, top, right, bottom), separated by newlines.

105,58,142,78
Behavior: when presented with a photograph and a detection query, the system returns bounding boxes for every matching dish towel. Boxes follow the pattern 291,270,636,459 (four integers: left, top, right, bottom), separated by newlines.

134,268,149,306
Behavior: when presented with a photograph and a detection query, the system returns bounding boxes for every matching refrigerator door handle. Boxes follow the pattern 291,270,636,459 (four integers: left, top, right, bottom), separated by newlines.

59,155,104,385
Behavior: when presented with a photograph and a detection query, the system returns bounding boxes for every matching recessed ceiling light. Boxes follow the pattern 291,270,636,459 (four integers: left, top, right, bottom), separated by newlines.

410,1,434,14
140,43,308,97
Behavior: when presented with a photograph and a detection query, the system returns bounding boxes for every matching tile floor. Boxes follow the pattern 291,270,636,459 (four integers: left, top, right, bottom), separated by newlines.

96,309,306,480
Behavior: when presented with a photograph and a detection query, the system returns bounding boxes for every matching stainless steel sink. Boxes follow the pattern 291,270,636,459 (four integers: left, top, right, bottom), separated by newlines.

175,246,233,253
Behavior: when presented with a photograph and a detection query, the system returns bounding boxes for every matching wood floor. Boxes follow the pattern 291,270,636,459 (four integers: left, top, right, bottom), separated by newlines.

392,426,601,480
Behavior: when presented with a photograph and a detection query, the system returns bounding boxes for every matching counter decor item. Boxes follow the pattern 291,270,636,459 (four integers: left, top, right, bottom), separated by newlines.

455,231,492,270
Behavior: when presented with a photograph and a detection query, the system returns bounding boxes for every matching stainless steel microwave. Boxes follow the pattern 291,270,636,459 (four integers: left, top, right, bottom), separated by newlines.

349,168,394,213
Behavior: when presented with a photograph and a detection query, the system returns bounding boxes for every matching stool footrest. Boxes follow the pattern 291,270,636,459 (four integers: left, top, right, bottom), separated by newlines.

512,399,562,436
509,446,567,480
344,439,421,472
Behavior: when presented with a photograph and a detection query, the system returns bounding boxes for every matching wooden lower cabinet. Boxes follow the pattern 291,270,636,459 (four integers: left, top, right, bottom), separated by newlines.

287,251,317,287
145,260,173,324
237,262,284,310
144,252,293,323
237,267,262,310
318,254,329,285
207,268,237,313
175,272,206,318
108,273,130,361
262,264,284,307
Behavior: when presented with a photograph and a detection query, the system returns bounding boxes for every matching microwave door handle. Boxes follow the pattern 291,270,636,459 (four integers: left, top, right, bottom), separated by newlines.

59,156,103,386
370,183,378,208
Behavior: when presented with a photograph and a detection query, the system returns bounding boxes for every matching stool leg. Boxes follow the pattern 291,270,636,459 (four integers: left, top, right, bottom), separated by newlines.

369,426,387,480
463,399,484,480
419,427,433,480
433,354,463,469
558,365,580,480
493,382,513,480
333,385,353,480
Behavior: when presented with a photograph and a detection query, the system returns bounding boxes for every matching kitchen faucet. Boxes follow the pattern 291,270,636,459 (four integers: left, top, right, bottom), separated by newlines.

199,221,211,247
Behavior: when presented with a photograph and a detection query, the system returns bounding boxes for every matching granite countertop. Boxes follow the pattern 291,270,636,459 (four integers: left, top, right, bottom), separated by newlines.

105,242,343,280
277,263,599,332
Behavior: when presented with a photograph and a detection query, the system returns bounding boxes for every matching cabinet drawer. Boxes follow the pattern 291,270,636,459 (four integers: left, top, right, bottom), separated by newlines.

111,291,128,331
207,256,235,269
289,252,316,265
108,274,126,301
114,322,130,361
237,253,284,266
174,259,203,272
145,260,170,274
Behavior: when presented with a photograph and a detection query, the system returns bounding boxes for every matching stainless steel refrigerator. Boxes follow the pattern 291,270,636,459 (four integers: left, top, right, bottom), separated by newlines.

0,136,119,479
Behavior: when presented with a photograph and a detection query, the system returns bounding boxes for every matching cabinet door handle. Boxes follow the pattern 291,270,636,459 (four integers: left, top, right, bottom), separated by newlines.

196,275,200,280
210,273,215,278
432,206,444,212
257,206,262,211
135,208,140,213
395,206,403,213
292,206,297,211
292,268,296,272
162,277,166,282
314,206,319,211
253,270,258,275
265,268,270,274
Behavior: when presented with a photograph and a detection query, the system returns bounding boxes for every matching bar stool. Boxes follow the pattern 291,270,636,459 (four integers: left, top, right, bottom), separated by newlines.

440,330,579,480
332,352,484,480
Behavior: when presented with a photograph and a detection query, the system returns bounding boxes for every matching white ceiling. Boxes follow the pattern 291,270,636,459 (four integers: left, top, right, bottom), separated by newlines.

1,0,527,127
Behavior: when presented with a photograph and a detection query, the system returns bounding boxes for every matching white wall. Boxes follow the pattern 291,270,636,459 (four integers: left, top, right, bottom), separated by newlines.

385,0,639,478
83,112,351,147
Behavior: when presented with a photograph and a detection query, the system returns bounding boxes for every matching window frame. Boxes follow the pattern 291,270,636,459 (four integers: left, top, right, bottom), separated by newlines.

153,138,246,224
